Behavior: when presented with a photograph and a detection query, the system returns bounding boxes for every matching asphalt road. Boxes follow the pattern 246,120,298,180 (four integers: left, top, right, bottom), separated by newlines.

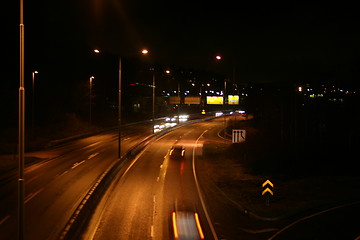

0,124,152,240
87,120,218,240
2,115,359,240
85,118,283,240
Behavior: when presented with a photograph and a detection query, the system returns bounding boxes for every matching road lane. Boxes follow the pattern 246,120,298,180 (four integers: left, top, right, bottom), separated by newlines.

89,121,218,240
0,124,153,240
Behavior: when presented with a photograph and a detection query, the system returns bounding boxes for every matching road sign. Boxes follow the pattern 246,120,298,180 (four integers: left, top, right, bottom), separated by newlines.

232,129,246,143
262,179,274,206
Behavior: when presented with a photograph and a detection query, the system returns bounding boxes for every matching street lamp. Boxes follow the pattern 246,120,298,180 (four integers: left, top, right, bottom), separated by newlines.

93,49,122,158
32,71,38,134
19,0,25,238
89,76,94,125
141,49,156,133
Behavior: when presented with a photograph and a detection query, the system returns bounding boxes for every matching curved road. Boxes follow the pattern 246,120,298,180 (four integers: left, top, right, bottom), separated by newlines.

85,118,281,240
87,121,217,240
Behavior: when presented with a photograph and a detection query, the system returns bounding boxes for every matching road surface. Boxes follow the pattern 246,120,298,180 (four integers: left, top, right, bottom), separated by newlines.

0,124,152,240
85,118,281,240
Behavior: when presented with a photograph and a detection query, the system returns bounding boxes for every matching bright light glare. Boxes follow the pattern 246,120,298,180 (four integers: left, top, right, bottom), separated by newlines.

172,212,179,239
141,49,149,54
94,49,100,54
194,213,205,239
215,55,221,60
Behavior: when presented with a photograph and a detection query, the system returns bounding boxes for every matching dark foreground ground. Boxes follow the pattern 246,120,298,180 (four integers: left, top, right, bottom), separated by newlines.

202,109,360,220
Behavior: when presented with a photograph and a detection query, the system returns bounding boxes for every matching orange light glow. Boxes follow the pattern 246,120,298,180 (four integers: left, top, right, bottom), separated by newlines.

172,212,179,239
194,213,205,239
141,49,149,54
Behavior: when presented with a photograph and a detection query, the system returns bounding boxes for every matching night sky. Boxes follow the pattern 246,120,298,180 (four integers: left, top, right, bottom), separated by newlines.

3,1,360,84
2,0,360,128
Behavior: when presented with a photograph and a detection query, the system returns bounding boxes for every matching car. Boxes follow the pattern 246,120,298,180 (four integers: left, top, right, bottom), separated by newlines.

169,146,185,159
172,211,204,240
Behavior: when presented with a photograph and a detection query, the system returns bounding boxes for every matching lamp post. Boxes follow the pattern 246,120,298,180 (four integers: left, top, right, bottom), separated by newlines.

32,71,38,134
93,49,122,158
19,0,25,238
141,49,156,134
215,55,228,137
89,76,94,125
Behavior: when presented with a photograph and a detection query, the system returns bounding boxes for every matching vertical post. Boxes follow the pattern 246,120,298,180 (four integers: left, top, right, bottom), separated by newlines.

32,72,35,135
118,57,122,159
223,79,227,137
89,76,93,125
152,71,155,133
177,82,180,125
19,0,25,239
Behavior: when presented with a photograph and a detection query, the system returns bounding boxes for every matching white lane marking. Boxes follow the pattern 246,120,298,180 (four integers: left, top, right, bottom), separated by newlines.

25,187,44,204
88,152,99,160
151,225,154,238
72,160,86,169
192,130,219,240
0,215,10,225
88,142,102,148
151,195,156,238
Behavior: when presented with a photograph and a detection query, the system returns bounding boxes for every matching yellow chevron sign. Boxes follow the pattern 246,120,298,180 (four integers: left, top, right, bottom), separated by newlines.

262,188,274,196
262,180,274,188
262,179,274,196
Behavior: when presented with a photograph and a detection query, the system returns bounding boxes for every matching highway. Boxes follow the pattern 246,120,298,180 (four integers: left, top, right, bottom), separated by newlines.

85,118,281,240
0,124,152,240
86,121,216,240
2,115,358,240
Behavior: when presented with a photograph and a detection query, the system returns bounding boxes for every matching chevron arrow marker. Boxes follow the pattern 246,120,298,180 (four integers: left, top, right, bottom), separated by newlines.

262,188,274,196
262,180,274,188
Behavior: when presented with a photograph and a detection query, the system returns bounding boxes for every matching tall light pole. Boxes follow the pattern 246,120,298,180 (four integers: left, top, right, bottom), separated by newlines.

89,76,94,125
215,55,227,137
32,71,38,134
141,49,156,134
19,0,25,238
93,49,122,159
118,57,122,158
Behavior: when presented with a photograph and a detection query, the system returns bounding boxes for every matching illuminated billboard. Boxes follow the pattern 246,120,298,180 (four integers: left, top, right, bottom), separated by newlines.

206,96,223,105
228,95,239,105
169,96,181,104
184,97,200,104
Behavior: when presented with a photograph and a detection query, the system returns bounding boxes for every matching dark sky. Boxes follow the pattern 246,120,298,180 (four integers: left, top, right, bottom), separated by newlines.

3,0,360,85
